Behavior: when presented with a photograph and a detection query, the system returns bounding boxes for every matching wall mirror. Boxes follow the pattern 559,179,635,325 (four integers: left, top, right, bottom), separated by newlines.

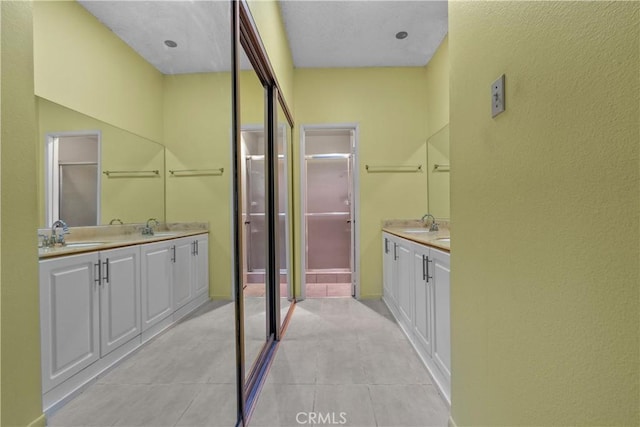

39,98,165,227
34,0,296,425
240,56,269,387
427,124,450,219
34,1,240,426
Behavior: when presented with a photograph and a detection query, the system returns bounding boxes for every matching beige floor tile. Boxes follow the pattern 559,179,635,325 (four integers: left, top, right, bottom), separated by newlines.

369,384,449,427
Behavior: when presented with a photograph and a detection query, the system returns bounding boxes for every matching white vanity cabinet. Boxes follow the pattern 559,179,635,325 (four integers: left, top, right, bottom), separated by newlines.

40,245,141,393
382,231,451,403
140,240,174,333
396,241,413,329
412,244,433,357
172,234,209,311
382,234,415,331
40,232,210,413
172,237,194,310
40,252,100,393
99,245,141,358
430,247,451,384
193,235,209,297
382,235,396,305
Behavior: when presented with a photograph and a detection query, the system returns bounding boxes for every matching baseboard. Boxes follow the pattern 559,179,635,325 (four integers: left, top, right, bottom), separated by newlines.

359,293,382,299
27,413,46,427
448,415,458,427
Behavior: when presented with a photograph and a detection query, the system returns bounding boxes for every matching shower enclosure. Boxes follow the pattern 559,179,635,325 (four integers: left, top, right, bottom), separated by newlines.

303,129,355,297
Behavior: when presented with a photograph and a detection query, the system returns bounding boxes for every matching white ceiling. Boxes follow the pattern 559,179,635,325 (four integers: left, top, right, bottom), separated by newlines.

78,0,448,74
78,0,235,74
280,0,448,68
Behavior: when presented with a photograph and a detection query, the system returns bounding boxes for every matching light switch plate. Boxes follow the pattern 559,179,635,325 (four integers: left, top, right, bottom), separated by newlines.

491,74,505,118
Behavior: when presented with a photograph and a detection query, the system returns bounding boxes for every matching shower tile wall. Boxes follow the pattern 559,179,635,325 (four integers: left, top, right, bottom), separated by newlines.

306,273,351,283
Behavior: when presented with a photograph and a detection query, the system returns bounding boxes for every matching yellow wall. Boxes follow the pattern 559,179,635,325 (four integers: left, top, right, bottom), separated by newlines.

0,2,45,426
449,1,639,425
424,37,450,218
294,68,429,298
246,0,295,112
163,70,267,299
425,36,449,137
163,72,233,298
37,99,165,227
33,0,163,142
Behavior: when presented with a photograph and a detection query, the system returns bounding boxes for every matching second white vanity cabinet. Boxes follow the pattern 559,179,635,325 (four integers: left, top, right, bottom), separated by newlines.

382,231,451,404
40,231,209,413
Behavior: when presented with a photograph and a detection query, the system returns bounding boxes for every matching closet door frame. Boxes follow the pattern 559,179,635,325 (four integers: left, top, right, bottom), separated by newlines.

232,1,295,425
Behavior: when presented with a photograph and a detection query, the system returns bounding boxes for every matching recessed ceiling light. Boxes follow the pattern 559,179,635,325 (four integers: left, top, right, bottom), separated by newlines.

395,31,408,40
164,40,178,48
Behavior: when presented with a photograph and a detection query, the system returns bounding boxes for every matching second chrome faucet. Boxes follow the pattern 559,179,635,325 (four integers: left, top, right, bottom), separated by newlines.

421,213,439,232
142,218,159,235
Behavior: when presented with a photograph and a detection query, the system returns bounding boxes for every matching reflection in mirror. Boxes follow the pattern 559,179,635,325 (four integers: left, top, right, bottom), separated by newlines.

35,1,240,425
38,98,165,227
427,124,450,218
240,60,268,384
46,132,100,227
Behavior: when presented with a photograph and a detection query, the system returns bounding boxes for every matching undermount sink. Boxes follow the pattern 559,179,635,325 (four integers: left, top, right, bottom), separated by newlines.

401,229,432,234
436,238,451,243
152,232,179,237
65,241,106,248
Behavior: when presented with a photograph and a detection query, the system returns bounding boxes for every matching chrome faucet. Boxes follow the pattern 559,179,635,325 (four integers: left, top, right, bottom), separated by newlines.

142,218,159,235
421,213,439,232
50,219,70,246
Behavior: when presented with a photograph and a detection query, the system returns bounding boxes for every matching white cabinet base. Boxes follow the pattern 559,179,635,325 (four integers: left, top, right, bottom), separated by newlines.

43,335,140,414
40,233,211,416
382,231,451,405
382,297,451,405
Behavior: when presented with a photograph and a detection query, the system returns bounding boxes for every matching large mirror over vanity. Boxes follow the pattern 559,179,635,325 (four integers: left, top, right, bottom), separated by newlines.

33,1,294,425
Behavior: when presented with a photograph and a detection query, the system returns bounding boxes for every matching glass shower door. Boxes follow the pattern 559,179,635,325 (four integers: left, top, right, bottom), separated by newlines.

246,156,266,273
305,155,352,272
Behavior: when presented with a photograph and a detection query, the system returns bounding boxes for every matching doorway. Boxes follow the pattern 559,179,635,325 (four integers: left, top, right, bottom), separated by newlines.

300,125,359,299
45,132,101,227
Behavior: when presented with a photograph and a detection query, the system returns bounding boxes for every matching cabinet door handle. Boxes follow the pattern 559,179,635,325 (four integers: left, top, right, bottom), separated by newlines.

171,246,176,263
103,259,110,284
195,240,199,256
384,238,389,254
422,255,427,281
426,257,433,283
94,262,101,286
393,243,398,260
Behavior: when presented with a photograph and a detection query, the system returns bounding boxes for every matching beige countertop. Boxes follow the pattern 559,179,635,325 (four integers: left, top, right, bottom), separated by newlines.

382,219,450,252
38,223,208,259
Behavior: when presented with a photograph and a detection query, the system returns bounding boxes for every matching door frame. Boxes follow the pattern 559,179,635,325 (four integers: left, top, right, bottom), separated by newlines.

45,130,102,227
298,123,361,300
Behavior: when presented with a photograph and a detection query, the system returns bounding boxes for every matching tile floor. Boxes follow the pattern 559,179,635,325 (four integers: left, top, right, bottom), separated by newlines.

48,298,448,427
305,283,352,298
250,299,449,426
48,300,239,427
